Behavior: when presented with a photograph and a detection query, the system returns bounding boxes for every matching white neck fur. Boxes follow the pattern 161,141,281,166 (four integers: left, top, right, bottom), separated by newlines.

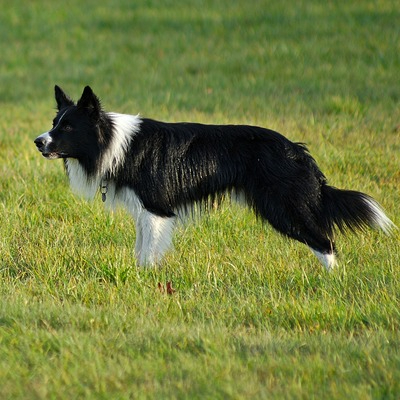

65,113,141,200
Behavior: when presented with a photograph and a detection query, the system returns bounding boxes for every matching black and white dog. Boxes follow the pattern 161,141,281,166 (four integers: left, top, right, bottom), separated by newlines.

34,86,393,270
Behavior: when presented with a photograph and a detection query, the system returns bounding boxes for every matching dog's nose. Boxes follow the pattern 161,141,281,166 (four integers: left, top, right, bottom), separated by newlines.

34,137,45,149
34,137,44,146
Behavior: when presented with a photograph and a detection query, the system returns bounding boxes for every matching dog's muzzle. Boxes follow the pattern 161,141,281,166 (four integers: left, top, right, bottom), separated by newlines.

34,132,60,159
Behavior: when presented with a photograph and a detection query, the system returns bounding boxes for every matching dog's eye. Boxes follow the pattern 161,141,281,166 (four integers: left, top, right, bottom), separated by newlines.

62,124,73,132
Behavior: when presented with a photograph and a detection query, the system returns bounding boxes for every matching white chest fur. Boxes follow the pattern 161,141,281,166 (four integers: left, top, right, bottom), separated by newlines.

65,158,99,199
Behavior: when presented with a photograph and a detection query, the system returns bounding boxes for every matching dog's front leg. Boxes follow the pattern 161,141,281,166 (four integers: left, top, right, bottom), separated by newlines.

136,210,176,267
134,218,144,265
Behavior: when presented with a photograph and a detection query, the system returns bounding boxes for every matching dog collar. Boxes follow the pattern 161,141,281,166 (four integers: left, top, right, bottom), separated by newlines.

100,178,108,202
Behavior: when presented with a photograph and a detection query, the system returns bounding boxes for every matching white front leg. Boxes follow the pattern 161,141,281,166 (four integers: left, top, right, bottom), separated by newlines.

134,220,144,263
136,210,176,266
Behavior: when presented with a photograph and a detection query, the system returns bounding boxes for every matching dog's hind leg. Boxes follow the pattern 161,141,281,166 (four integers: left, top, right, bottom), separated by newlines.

309,248,337,270
284,224,337,270
251,192,337,270
136,210,176,267
278,221,337,270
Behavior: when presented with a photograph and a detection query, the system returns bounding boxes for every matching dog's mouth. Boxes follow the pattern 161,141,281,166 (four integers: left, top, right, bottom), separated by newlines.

42,152,61,159
35,145,67,159
41,151,68,159
34,134,68,159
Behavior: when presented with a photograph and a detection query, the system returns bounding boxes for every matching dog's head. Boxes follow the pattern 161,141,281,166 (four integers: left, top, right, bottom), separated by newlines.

34,85,103,160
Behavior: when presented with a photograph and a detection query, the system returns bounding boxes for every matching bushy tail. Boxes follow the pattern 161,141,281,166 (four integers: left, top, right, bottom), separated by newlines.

322,185,395,235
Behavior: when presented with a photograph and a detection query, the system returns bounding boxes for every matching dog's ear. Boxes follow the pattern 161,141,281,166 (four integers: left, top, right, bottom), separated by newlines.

77,86,102,118
55,85,74,110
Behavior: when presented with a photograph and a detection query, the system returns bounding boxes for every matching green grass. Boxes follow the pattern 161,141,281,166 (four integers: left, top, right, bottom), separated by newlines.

1,0,400,398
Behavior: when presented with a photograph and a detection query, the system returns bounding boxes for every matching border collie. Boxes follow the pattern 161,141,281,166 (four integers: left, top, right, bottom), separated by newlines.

34,86,394,270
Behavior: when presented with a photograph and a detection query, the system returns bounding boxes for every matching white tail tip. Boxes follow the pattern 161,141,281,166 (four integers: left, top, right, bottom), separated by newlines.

364,197,396,235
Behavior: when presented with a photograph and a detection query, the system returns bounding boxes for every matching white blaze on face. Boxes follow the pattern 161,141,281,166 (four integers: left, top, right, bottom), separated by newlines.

36,131,52,145
52,110,69,130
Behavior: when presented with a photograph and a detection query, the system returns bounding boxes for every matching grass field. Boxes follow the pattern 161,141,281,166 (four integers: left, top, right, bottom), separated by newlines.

1,0,399,398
